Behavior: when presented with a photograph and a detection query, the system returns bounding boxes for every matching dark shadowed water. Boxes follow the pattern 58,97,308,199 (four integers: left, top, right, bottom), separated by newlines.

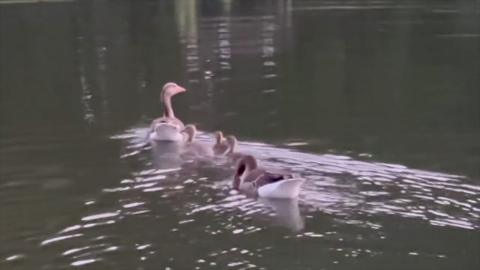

0,0,479,269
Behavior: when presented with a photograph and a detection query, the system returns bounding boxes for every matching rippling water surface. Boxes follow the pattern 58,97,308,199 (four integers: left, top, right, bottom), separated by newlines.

1,0,479,269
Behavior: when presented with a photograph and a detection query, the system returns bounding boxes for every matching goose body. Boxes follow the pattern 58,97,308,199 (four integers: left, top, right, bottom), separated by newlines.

148,82,187,142
149,122,185,141
212,133,244,163
180,125,213,157
257,178,304,198
212,131,229,155
233,155,304,199
224,135,245,164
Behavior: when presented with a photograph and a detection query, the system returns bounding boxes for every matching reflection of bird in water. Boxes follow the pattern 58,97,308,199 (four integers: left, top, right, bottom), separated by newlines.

233,155,305,199
151,141,183,170
259,197,304,232
147,82,188,142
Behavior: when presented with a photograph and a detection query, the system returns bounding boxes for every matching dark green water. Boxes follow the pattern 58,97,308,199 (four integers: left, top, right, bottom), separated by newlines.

0,0,479,269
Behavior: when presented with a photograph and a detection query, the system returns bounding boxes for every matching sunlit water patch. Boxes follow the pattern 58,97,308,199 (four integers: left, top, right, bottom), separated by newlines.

23,126,478,269
113,127,479,231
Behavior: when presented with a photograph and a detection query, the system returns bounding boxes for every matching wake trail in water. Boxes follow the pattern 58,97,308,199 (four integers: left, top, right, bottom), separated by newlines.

34,126,479,268
111,127,480,231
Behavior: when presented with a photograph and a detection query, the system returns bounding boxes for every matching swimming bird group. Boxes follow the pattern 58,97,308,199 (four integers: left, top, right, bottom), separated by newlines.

147,82,305,199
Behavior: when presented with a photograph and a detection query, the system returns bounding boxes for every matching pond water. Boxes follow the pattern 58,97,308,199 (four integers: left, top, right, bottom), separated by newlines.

0,0,479,269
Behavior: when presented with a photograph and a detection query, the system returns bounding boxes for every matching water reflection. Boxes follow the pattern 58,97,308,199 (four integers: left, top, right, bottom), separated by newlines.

151,142,184,170
112,126,480,233
30,126,478,269
1,0,479,269
259,198,304,232
173,0,288,128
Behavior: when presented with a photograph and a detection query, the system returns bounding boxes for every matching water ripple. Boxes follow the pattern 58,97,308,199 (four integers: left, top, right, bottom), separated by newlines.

36,127,479,268
110,127,479,231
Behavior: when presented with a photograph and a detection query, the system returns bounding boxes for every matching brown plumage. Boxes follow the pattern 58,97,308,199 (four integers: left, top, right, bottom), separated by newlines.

181,124,213,157
233,155,289,194
212,131,229,155
224,135,244,164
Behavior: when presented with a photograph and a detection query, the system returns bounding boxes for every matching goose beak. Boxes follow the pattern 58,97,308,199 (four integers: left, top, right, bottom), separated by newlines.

175,85,187,94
